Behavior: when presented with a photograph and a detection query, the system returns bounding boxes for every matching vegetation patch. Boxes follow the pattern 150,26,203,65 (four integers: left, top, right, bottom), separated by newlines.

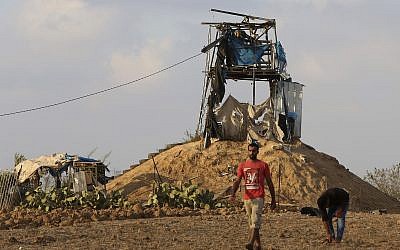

364,163,400,201
147,181,225,209
21,187,129,212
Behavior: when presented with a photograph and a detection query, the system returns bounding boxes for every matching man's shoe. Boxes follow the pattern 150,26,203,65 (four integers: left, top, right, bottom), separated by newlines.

245,242,253,250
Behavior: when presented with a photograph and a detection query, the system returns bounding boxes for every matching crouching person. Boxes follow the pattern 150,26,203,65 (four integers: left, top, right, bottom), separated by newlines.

317,187,349,243
230,142,276,250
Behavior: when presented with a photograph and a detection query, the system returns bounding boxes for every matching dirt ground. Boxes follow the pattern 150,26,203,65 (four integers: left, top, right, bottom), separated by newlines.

1,211,399,250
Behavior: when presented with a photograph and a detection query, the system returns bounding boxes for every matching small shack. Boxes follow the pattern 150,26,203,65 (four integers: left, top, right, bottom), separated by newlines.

14,153,111,192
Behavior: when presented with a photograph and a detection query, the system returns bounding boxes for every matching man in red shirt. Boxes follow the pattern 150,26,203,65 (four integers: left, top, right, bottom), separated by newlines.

231,142,276,250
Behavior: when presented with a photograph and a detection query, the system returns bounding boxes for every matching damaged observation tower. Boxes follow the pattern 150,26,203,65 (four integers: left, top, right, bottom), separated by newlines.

197,9,304,148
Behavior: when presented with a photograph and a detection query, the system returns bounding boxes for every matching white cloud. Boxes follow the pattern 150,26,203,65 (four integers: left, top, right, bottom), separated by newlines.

109,38,173,83
16,0,111,43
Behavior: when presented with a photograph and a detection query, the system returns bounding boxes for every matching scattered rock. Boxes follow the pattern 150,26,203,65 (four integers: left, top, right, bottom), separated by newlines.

8,236,19,243
219,208,229,216
34,235,55,244
42,215,50,225
0,222,8,230
133,203,144,215
4,219,13,226
371,209,387,215
153,207,162,217
59,219,74,227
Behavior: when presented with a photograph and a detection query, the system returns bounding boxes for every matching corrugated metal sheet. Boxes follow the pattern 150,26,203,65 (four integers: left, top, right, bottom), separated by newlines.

274,81,304,138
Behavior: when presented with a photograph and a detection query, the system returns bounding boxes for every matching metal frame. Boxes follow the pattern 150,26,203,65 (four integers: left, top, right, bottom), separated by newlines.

197,9,287,138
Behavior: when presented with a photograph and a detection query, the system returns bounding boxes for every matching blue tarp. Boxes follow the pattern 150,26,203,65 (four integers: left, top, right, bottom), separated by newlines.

76,156,99,162
287,111,298,120
65,154,99,163
276,41,287,71
227,36,268,66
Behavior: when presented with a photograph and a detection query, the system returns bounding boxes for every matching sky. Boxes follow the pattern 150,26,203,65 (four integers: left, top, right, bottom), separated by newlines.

0,0,399,177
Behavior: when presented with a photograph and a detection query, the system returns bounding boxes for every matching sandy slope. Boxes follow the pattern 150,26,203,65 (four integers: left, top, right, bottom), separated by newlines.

107,139,400,212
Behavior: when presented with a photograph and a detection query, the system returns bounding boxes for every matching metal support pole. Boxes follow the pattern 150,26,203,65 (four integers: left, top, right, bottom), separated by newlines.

252,26,256,106
252,65,256,105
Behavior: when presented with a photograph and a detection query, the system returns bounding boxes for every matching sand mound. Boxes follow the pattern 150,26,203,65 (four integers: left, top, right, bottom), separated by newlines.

107,139,400,212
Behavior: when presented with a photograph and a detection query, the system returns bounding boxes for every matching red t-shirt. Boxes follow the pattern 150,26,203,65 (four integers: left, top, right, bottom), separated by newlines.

237,159,271,200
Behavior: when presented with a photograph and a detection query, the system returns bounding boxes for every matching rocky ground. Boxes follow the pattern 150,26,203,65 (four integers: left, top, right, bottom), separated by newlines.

0,208,399,250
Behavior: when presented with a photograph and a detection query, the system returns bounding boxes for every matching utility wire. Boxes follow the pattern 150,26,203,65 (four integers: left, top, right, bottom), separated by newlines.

0,52,203,117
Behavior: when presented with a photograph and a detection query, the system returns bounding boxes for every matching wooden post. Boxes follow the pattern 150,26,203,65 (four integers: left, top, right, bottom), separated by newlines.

277,161,281,207
152,156,162,185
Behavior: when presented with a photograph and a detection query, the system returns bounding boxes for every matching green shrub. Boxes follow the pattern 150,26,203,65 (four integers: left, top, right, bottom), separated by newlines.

147,181,223,209
21,187,129,211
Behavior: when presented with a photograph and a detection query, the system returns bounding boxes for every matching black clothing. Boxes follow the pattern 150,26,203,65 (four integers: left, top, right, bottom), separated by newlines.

317,188,349,221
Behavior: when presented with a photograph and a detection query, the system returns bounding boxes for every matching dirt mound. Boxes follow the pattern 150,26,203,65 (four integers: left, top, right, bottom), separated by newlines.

107,139,400,212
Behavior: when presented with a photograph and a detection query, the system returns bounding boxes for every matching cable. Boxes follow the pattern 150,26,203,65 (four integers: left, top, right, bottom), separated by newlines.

0,52,203,117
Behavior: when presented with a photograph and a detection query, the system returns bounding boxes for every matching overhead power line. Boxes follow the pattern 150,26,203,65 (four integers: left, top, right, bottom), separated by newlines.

0,52,203,118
